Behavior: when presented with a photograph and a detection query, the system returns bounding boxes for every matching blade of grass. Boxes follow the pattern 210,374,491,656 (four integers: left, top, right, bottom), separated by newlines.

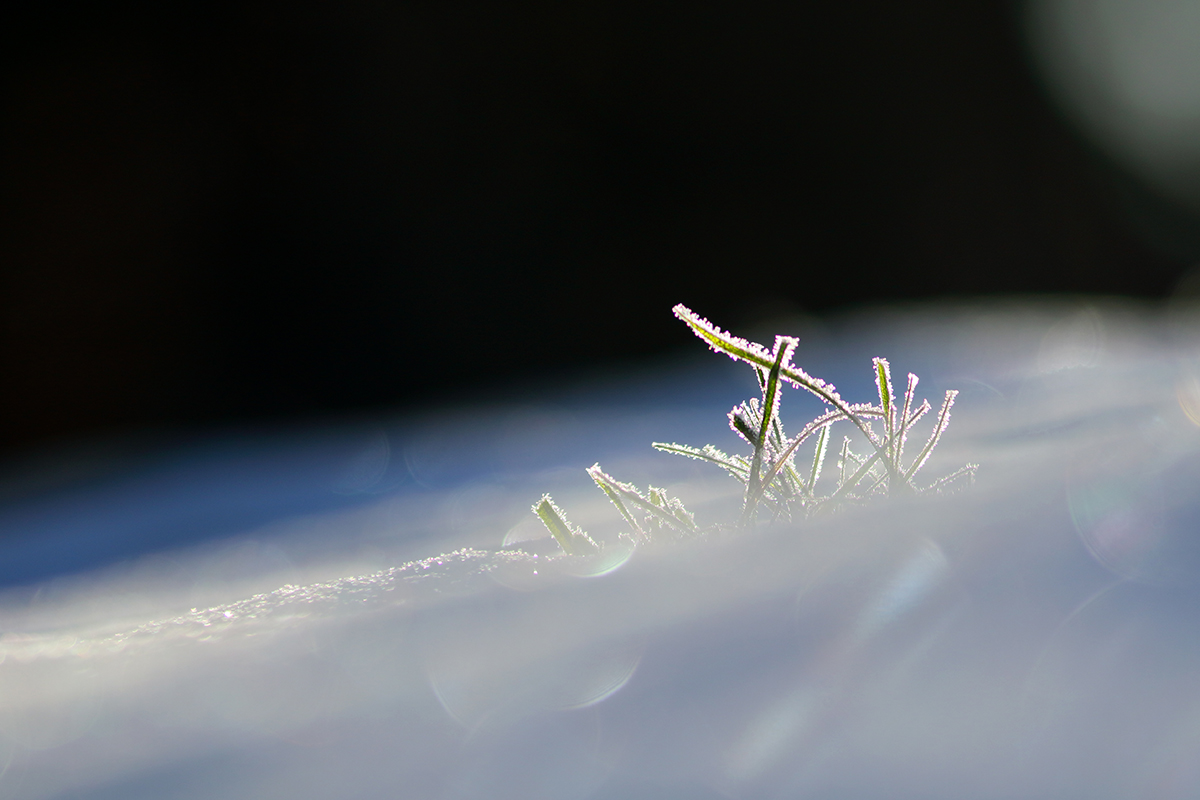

588,465,699,535
588,469,649,544
824,449,884,507
874,357,895,460
753,427,819,511
904,390,959,482
895,373,917,464
654,443,752,482
838,436,852,487
741,338,794,526
808,424,830,491
729,405,761,448
922,463,978,494
533,495,599,556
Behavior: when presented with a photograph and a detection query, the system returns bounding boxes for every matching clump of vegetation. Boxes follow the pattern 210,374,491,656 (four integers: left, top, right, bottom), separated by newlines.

533,304,976,553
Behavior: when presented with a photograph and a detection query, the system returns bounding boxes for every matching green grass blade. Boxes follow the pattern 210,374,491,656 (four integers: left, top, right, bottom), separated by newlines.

921,463,978,494
753,428,814,509
741,339,794,526
673,304,780,372
825,449,884,506
896,372,918,465
904,390,959,481
533,495,599,556
874,357,895,461
653,442,751,480
838,436,852,487
808,424,830,490
648,487,667,507
775,457,807,500
587,467,649,543
898,399,931,466
588,465,699,535
756,366,789,452
729,404,761,448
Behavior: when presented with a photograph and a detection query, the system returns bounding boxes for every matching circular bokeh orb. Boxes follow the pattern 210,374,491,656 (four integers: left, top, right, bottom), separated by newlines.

1069,438,1200,585
1028,0,1200,213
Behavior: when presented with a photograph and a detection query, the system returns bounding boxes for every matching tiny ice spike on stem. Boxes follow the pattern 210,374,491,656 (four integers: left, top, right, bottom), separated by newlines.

535,305,977,551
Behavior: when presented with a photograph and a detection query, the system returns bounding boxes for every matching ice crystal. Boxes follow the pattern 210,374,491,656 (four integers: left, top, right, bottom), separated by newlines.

0,549,525,661
535,305,977,549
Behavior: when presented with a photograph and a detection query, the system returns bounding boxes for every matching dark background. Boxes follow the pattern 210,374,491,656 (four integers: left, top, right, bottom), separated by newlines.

0,1,1186,456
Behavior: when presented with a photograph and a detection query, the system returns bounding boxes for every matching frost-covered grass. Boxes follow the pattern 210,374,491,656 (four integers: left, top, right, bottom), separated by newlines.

0,301,1198,799
536,304,977,554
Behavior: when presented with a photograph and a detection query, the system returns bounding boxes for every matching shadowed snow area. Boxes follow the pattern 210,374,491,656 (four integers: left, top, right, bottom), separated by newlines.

0,301,1199,798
